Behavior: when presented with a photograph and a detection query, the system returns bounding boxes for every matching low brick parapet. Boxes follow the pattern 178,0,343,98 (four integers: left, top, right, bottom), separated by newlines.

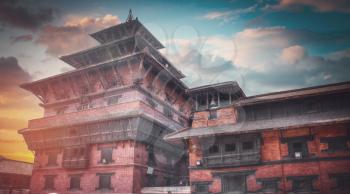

141,186,191,194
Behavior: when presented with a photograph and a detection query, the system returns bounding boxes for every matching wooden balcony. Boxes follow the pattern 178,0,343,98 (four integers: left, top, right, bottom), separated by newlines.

62,159,89,169
203,151,261,168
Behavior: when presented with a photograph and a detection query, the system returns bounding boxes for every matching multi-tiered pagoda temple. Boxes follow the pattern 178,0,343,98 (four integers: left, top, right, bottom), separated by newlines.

19,11,350,194
19,11,191,194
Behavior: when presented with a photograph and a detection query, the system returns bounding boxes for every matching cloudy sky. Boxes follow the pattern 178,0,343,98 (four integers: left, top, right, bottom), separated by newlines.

0,0,350,162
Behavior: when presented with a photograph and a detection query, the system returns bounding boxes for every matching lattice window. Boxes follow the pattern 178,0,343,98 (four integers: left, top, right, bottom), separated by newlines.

163,106,173,119
242,141,254,151
106,95,121,105
222,175,245,193
208,145,219,155
225,143,236,152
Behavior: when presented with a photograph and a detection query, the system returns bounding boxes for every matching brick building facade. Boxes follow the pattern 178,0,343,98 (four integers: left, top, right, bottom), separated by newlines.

165,82,350,194
19,11,350,194
19,12,190,194
0,156,32,193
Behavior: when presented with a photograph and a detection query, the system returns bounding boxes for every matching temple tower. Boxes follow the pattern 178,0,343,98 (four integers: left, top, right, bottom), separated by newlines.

19,12,190,194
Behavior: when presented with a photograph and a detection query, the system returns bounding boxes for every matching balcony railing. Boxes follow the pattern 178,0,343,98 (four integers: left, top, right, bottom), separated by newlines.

203,151,261,167
62,159,89,169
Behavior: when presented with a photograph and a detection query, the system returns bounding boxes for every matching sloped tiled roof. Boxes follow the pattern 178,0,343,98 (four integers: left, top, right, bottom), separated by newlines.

0,156,32,175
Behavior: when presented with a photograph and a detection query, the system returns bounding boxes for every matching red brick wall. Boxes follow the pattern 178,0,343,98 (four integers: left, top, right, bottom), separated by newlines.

30,140,180,194
192,106,237,128
188,123,350,194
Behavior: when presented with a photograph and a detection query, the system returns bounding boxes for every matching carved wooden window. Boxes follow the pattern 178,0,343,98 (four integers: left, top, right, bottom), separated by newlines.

100,147,113,164
328,140,348,151
80,86,89,95
321,136,349,152
242,141,254,151
63,147,88,168
44,175,55,190
106,95,121,105
203,135,260,167
222,175,245,193
285,137,309,159
208,145,219,155
225,143,236,152
47,152,57,166
163,106,173,119
208,110,217,120
77,103,92,111
97,173,113,190
69,175,81,190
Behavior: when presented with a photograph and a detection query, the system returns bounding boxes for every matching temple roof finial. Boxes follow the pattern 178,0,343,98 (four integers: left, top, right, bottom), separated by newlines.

126,9,134,22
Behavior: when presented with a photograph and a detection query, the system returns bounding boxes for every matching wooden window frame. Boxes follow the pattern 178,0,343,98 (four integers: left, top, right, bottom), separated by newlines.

201,134,261,167
96,173,114,191
69,174,82,190
320,136,349,152
208,110,217,120
222,175,246,193
163,106,173,119
257,178,281,192
193,182,211,194
106,95,121,105
283,136,311,159
287,175,318,193
100,147,114,164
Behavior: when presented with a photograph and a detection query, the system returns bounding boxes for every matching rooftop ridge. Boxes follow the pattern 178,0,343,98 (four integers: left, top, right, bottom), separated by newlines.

235,80,350,106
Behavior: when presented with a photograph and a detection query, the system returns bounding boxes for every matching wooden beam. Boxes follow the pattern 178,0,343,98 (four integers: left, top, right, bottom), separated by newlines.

81,71,93,93
111,63,124,86
96,68,108,90
36,85,48,103
68,75,79,97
